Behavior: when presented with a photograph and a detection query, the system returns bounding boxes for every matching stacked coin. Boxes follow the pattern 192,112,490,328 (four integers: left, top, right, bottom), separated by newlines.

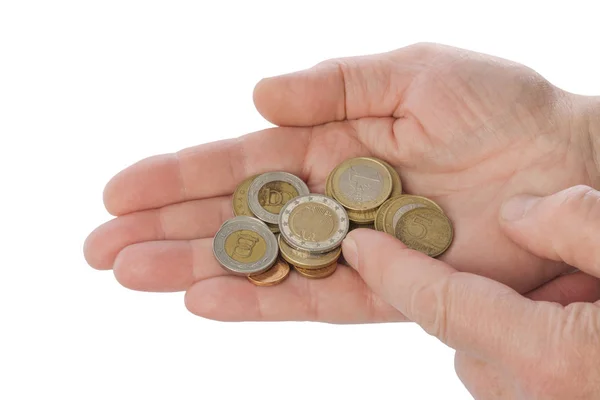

326,156,453,258
325,157,402,226
214,160,454,287
233,171,310,233
277,193,348,279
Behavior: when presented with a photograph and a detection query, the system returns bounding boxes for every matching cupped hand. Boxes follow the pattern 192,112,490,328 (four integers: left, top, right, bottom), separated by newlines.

84,43,599,323
343,186,600,398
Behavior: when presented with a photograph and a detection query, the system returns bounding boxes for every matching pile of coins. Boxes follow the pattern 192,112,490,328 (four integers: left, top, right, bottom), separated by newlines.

213,157,453,287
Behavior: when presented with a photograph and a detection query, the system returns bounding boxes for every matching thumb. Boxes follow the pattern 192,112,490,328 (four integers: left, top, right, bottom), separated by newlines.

342,229,548,364
500,185,600,278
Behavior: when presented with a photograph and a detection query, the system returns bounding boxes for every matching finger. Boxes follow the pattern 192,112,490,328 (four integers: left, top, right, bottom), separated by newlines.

185,266,404,323
103,126,312,215
454,352,512,400
526,271,600,305
342,229,549,363
112,238,225,292
253,44,439,126
500,185,600,278
84,196,231,270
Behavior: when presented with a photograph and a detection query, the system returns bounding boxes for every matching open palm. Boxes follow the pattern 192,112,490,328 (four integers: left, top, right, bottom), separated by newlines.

84,43,597,323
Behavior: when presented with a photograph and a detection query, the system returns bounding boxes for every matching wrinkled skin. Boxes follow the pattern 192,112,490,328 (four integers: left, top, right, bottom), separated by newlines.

85,43,600,398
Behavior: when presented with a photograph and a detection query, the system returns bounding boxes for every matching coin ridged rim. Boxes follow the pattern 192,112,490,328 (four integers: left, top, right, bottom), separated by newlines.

232,174,259,217
374,195,402,231
247,258,290,286
248,172,310,224
278,234,342,269
293,261,338,279
213,216,278,276
278,194,349,253
329,157,393,211
394,207,453,258
376,158,403,197
382,195,443,234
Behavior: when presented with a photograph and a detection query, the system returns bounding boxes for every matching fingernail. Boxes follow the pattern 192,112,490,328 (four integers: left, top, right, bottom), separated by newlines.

342,236,358,269
501,195,541,221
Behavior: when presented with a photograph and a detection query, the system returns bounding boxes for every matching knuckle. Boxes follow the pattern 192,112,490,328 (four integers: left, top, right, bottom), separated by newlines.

407,270,455,343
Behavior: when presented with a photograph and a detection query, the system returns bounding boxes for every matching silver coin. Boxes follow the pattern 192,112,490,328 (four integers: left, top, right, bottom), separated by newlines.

213,216,278,276
392,203,427,229
278,194,349,253
248,172,309,224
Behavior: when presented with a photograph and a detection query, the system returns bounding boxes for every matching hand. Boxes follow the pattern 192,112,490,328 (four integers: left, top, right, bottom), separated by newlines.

342,185,600,398
84,43,598,322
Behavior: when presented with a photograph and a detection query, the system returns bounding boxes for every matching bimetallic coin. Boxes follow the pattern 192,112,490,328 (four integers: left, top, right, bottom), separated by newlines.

374,196,401,231
247,258,290,286
213,216,278,276
395,207,453,257
293,261,338,279
330,157,393,211
368,158,403,197
278,234,341,270
232,174,259,217
279,194,349,253
327,171,376,223
382,195,443,234
248,172,309,224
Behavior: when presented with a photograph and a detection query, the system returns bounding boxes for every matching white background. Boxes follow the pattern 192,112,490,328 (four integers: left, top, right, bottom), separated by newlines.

1,1,599,399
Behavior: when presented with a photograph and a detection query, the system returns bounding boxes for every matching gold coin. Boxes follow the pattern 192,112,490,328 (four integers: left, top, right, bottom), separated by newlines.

232,175,259,217
258,181,299,214
382,195,443,234
247,258,290,286
374,196,402,231
278,235,341,270
224,229,267,263
330,157,393,211
293,261,338,279
349,221,375,231
346,207,378,224
366,157,402,197
266,222,280,234
395,207,453,257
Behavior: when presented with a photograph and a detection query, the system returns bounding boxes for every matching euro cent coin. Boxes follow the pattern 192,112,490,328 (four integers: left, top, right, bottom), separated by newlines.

247,257,290,286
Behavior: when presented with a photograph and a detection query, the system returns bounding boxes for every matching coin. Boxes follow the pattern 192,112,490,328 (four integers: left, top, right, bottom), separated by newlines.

278,234,341,270
369,157,402,197
329,157,393,211
395,207,453,257
248,172,309,225
374,196,401,231
213,216,278,276
382,195,443,234
279,194,349,253
232,174,259,217
293,261,338,279
247,258,290,286
349,221,375,231
326,169,378,223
